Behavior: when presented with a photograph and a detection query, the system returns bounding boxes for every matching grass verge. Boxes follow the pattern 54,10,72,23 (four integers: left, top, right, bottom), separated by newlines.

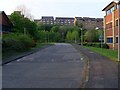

84,46,118,62
2,43,52,61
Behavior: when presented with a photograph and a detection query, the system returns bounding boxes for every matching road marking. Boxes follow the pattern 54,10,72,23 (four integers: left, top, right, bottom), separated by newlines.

6,63,12,65
89,52,94,53
52,59,54,62
17,59,21,62
81,58,84,60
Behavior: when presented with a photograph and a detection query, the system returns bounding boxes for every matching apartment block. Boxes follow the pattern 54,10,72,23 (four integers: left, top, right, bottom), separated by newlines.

74,17,103,30
40,16,54,25
54,17,74,26
102,1,120,50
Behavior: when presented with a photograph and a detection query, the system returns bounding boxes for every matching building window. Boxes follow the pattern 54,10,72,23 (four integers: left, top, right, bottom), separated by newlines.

106,6,114,15
107,37,113,43
116,4,120,9
116,37,118,43
116,20,118,26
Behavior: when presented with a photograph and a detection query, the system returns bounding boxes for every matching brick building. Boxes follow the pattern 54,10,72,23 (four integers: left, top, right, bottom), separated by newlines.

54,17,74,26
40,16,54,25
74,17,103,30
34,16,103,28
102,1,120,50
0,11,13,34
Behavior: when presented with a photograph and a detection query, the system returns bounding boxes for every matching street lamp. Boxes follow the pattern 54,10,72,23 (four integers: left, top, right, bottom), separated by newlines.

80,28,83,46
96,27,103,48
118,1,120,62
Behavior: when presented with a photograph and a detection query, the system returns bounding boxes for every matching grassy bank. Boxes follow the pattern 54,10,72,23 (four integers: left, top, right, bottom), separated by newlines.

2,43,51,61
84,46,118,62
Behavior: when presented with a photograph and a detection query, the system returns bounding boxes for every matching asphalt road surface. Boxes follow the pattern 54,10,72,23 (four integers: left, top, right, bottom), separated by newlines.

2,43,86,88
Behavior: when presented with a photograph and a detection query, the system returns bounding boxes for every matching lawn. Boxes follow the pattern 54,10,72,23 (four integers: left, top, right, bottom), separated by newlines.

84,46,118,62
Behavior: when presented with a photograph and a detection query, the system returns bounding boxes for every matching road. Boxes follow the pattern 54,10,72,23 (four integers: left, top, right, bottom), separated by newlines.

2,43,86,88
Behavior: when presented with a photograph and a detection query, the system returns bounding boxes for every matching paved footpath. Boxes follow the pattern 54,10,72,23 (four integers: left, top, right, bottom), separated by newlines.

73,44,119,88
2,43,87,88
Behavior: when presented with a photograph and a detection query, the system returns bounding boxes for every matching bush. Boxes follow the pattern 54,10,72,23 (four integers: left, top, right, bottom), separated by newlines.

18,34,35,48
102,43,109,49
2,33,35,52
83,42,109,49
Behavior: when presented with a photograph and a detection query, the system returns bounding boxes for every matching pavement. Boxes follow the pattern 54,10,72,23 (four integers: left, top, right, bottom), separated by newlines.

2,44,52,65
72,44,119,88
2,43,87,88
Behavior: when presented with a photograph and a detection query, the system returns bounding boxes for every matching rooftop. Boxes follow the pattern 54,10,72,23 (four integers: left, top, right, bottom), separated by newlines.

102,1,120,11
55,17,74,19
42,16,54,19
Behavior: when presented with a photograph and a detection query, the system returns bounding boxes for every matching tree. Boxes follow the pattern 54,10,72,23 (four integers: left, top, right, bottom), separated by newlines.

66,31,72,42
16,5,34,20
72,30,79,43
84,29,100,42
51,26,59,32
10,12,25,33
10,11,39,41
59,26,67,41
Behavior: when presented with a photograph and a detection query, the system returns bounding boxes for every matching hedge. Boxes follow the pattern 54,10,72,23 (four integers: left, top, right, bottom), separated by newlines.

2,33,36,52
82,42,109,49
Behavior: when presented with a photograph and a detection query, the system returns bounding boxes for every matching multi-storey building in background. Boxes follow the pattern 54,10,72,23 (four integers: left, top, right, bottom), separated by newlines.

40,16,54,25
74,17,103,30
54,17,74,26
102,1,120,50
4,10,103,30
34,16,103,30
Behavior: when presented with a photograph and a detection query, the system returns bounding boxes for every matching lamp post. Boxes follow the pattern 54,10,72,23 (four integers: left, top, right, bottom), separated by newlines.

96,27,103,48
118,1,120,62
80,28,83,46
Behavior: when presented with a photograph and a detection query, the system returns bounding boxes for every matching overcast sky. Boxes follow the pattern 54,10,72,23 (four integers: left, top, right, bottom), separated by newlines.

0,0,113,19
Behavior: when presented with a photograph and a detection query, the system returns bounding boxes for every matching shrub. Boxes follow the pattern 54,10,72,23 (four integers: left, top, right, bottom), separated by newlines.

102,43,109,49
2,33,35,52
83,42,109,49
94,43,101,48
18,34,35,48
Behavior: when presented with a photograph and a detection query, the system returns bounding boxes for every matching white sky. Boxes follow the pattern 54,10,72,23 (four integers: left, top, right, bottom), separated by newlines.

0,0,113,19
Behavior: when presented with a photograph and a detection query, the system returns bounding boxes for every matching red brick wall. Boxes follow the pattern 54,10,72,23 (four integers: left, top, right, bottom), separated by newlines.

108,43,118,50
108,44,113,49
106,29,113,36
115,44,118,50
115,27,118,36
105,14,112,23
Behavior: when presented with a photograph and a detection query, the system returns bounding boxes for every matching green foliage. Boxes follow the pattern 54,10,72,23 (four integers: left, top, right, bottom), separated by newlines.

66,31,72,42
37,24,53,31
66,27,79,43
83,42,109,49
72,30,79,41
10,12,39,41
51,26,59,32
38,31,61,43
2,33,35,52
84,46,118,62
84,29,100,42
10,12,25,33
